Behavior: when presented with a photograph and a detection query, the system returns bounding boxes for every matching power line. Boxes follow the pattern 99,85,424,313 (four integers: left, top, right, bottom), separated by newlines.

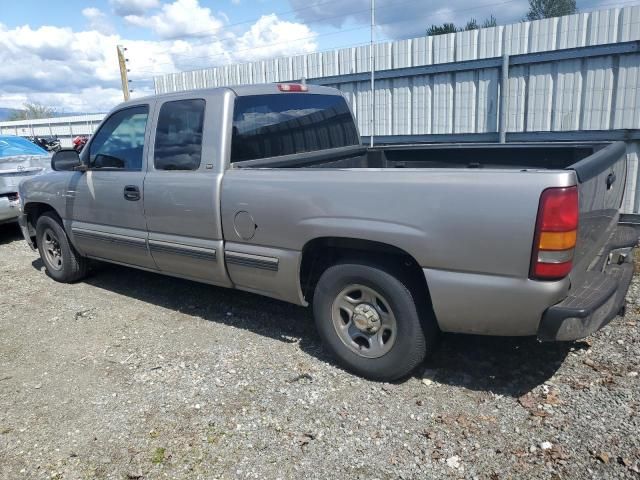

153,0,360,43
151,0,524,56
166,0,420,52
132,25,370,73
132,0,524,73
129,38,374,83
130,0,640,80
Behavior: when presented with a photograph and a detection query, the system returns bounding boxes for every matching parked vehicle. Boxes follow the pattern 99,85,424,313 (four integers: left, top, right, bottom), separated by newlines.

0,136,50,224
16,84,638,380
72,135,89,153
28,135,61,153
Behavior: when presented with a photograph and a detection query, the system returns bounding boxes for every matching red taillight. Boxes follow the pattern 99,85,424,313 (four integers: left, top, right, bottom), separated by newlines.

277,83,308,92
530,186,579,281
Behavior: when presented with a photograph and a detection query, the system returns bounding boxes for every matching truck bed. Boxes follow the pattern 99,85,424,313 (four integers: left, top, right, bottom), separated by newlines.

233,142,602,171
234,141,628,283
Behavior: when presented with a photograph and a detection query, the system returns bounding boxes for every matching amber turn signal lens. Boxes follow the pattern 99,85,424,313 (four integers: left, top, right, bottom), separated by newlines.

538,230,577,251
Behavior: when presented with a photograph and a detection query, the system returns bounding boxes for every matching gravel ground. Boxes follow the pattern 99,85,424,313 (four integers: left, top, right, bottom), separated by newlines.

1,221,639,480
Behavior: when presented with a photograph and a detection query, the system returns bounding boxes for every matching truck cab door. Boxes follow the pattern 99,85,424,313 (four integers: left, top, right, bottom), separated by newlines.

142,95,232,287
69,104,156,269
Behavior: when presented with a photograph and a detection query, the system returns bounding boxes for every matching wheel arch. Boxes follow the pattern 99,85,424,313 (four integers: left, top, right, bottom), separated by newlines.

299,236,437,326
23,202,63,246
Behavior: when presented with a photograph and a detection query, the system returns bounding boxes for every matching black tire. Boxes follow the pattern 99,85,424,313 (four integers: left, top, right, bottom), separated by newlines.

313,263,431,381
35,212,88,283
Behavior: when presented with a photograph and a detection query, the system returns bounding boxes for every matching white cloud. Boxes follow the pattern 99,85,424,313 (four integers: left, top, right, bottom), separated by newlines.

124,0,225,39
82,7,115,35
0,1,317,113
110,0,160,17
287,0,617,38
234,14,316,62
0,23,170,112
288,0,528,38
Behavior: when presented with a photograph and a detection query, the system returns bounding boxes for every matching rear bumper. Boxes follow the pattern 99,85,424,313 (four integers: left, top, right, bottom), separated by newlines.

538,227,637,341
0,195,20,224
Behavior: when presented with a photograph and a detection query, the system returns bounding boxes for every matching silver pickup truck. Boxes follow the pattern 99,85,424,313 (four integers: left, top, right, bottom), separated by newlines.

17,84,638,380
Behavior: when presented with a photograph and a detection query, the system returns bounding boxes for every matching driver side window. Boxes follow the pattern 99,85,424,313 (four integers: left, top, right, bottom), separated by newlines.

89,105,149,170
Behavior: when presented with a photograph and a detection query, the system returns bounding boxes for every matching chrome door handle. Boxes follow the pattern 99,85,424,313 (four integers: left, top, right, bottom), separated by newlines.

124,185,140,201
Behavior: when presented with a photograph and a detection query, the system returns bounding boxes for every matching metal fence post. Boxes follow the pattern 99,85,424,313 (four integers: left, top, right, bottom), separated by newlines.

499,53,509,144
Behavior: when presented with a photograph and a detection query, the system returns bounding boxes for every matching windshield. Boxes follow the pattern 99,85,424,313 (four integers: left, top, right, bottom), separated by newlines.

0,136,49,157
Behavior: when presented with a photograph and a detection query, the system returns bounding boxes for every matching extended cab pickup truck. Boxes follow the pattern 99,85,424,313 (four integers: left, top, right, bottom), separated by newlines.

17,84,638,380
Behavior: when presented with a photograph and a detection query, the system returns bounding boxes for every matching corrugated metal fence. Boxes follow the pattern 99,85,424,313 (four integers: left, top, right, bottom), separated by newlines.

153,5,640,213
154,6,640,137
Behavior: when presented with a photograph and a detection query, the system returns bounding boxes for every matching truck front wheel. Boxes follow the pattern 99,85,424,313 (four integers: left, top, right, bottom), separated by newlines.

313,263,428,381
35,213,88,283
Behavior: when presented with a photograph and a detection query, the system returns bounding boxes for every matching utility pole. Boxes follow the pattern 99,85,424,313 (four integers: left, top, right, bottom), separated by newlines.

117,45,130,101
370,0,375,147
499,53,509,144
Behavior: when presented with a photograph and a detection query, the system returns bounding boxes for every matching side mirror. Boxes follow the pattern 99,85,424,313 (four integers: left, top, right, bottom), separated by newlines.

51,149,83,171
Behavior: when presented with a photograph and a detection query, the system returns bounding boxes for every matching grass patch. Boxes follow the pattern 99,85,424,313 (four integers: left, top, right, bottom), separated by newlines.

151,447,166,465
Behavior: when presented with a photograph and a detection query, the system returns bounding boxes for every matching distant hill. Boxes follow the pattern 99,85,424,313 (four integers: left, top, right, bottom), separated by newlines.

0,108,22,121
0,108,100,122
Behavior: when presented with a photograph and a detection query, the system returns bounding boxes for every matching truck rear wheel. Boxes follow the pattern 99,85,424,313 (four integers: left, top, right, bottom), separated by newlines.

35,212,88,283
313,263,428,381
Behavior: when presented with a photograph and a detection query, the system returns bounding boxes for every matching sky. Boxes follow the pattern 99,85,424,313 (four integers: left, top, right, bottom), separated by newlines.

0,0,624,113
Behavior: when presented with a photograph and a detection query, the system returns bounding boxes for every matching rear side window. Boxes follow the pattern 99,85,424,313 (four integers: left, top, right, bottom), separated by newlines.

154,99,205,171
231,94,359,163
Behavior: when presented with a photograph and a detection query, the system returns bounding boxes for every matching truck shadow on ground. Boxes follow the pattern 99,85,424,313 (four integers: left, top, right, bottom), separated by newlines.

422,334,577,397
29,257,575,397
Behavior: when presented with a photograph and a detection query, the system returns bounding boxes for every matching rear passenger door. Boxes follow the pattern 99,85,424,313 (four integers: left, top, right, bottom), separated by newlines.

143,96,231,287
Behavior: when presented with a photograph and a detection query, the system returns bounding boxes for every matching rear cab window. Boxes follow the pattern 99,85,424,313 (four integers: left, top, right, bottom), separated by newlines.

231,93,359,163
154,99,205,171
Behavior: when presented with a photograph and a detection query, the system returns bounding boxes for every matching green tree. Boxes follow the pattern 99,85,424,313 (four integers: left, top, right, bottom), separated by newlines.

427,15,498,36
463,19,479,31
525,0,577,20
8,102,57,121
426,23,458,36
482,15,498,28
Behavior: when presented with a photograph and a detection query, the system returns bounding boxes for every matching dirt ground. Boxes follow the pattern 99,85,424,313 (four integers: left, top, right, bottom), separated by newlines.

1,221,639,480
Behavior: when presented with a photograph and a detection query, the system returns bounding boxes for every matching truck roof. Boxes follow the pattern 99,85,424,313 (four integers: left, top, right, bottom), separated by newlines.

119,83,343,108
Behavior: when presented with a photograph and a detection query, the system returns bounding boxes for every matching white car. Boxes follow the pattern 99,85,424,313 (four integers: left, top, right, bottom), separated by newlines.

0,136,50,224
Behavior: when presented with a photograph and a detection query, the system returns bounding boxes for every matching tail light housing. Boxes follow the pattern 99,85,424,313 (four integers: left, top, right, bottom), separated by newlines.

530,186,579,280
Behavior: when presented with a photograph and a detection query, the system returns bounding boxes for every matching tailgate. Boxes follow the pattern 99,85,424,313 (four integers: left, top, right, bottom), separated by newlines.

537,141,636,341
569,141,628,282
